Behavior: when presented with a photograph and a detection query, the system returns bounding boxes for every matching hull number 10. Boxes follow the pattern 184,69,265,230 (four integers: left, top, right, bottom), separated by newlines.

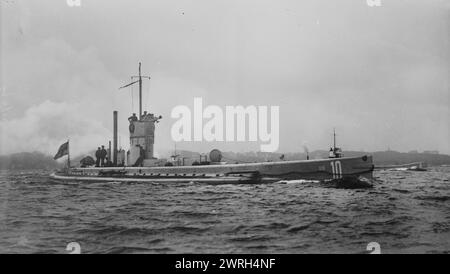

330,161,343,179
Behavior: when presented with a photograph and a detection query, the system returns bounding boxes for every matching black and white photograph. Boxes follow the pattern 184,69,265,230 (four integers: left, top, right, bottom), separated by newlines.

0,0,449,260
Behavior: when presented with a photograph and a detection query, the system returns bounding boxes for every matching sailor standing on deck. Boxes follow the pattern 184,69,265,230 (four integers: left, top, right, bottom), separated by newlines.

132,144,145,167
128,113,138,123
100,145,107,167
95,147,101,167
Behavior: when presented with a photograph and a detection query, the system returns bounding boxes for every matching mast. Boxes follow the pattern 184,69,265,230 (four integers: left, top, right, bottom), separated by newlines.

108,141,112,163
113,111,118,166
67,139,70,169
138,62,142,119
333,128,336,150
118,63,151,119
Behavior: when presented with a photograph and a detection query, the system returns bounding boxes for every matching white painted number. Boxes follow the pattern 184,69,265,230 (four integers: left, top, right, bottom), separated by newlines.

367,242,381,254
66,242,81,254
330,161,342,179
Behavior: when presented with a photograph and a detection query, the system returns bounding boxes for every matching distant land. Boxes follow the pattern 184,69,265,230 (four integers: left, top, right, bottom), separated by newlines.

0,150,449,170
0,151,60,170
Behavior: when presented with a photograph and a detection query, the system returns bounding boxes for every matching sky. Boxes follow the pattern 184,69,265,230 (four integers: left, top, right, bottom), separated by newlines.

1,0,449,157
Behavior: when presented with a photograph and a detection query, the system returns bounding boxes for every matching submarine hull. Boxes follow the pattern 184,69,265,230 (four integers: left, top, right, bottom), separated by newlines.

50,155,374,184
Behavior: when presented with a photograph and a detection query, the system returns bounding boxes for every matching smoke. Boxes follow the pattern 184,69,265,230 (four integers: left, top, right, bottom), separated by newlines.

302,142,309,154
1,13,126,158
0,100,112,157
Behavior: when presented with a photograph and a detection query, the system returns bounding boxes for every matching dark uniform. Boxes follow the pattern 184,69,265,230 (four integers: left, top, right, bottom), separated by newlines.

128,113,138,134
128,113,138,123
100,146,107,167
95,147,101,167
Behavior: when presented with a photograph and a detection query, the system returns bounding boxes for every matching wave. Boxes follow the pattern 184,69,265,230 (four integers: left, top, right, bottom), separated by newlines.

286,223,311,233
414,195,450,202
104,245,171,254
228,234,274,242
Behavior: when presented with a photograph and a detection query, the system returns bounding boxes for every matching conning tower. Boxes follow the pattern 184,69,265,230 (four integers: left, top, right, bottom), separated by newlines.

128,112,161,165
119,63,162,166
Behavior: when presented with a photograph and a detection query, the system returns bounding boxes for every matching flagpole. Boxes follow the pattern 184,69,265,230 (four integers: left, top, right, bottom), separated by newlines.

67,139,71,169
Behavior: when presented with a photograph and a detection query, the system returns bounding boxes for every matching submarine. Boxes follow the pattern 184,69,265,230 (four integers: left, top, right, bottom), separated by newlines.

50,63,374,184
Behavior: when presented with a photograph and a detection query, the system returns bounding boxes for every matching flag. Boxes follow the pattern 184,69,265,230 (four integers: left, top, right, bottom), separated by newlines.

54,141,69,160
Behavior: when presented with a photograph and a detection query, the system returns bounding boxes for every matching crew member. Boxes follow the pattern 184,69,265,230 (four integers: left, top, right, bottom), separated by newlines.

133,144,145,167
128,113,138,123
95,147,101,167
100,145,107,166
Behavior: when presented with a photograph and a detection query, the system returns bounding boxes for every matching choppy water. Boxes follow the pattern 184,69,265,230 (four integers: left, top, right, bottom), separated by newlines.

0,167,449,254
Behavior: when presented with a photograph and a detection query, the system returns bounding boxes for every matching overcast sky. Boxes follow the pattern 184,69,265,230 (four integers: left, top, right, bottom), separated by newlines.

1,0,449,157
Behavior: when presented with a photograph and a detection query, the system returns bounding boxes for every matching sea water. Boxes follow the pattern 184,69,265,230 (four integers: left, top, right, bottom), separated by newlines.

0,167,448,253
